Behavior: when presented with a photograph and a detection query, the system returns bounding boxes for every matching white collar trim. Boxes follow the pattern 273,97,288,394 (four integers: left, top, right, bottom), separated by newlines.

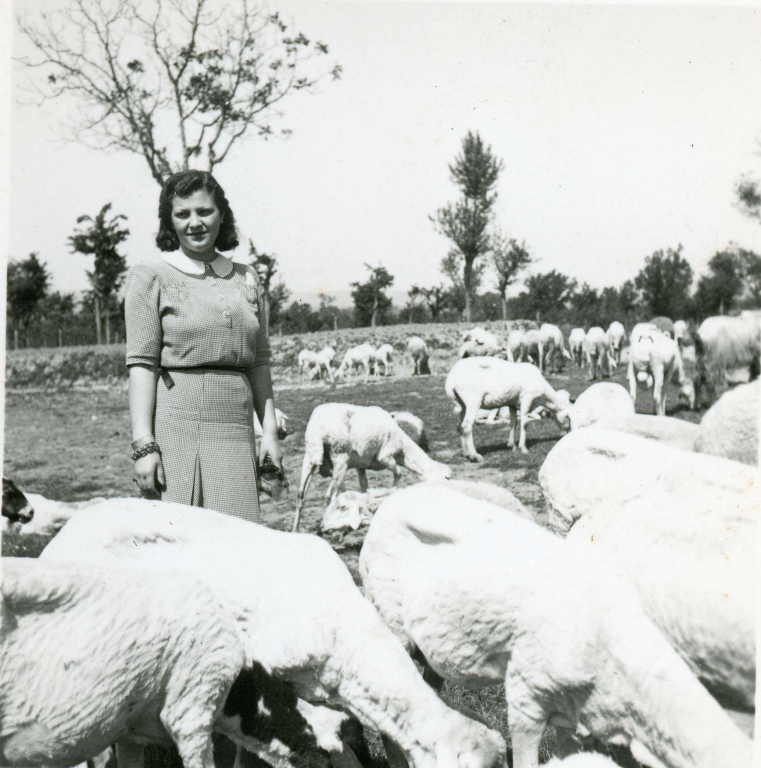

160,250,234,277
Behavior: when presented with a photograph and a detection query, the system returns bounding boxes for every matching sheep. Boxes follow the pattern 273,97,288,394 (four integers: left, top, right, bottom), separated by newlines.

2,478,34,531
445,357,571,460
568,328,586,368
693,380,759,466
523,329,541,365
293,403,451,532
0,557,338,768
565,486,758,713
372,344,394,377
335,344,375,383
359,484,752,768
673,319,689,349
648,316,675,338
299,348,336,384
538,323,570,373
390,411,429,452
42,499,508,768
6,493,106,537
506,329,527,363
407,336,431,376
628,328,695,415
569,383,634,431
458,339,501,359
584,327,609,381
605,321,625,369
462,327,500,348
694,313,761,407
538,427,759,536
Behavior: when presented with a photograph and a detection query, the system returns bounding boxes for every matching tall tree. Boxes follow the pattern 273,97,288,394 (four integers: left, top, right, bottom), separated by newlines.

317,292,339,331
569,283,601,328
351,264,394,327
431,131,503,321
694,249,744,317
69,203,129,344
248,240,280,332
267,282,291,330
19,0,341,184
491,233,531,320
409,284,449,323
617,280,640,327
739,249,761,307
634,245,693,320
440,250,485,317
519,270,577,324
6,253,50,347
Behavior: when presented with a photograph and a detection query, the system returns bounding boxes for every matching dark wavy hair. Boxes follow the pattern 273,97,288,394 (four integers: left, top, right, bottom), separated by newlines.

156,170,239,252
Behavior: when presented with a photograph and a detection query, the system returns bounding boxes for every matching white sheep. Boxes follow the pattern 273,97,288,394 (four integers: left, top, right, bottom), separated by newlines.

0,557,318,768
372,343,394,377
568,328,586,368
390,411,429,452
299,347,336,384
538,323,570,373
293,403,451,532
538,426,759,536
407,336,431,376
523,329,541,365
359,484,751,768
445,358,571,460
565,486,758,713
584,327,609,381
605,321,625,369
569,383,634,431
42,499,508,768
335,344,375,383
506,329,527,363
693,380,759,466
458,339,501,359
628,327,695,414
462,327,500,348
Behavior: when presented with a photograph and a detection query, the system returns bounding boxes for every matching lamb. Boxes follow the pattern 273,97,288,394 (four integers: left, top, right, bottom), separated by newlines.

372,344,394,377
568,328,586,368
628,327,695,414
293,403,451,531
335,344,375,383
569,383,634,431
42,499,508,768
359,484,751,768
584,327,609,381
2,478,34,532
407,336,431,376
605,321,625,368
693,380,759,466
538,427,759,536
506,329,527,362
538,323,570,373
390,411,429,452
565,487,758,713
445,357,571,460
0,557,339,768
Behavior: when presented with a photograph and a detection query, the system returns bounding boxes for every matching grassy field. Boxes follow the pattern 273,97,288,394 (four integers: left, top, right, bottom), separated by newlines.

2,350,703,766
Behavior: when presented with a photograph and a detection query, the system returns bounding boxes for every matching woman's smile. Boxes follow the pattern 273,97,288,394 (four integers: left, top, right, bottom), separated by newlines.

171,189,222,259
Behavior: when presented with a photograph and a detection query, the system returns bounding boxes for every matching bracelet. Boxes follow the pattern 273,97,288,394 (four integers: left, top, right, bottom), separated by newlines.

131,435,155,451
132,442,161,462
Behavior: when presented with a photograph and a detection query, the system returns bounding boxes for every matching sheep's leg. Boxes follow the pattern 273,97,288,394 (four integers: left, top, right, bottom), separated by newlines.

653,366,666,416
327,456,350,508
507,407,518,451
458,400,483,462
518,404,530,455
627,360,638,404
589,353,597,381
357,468,369,493
381,735,411,768
325,362,335,385
115,744,144,768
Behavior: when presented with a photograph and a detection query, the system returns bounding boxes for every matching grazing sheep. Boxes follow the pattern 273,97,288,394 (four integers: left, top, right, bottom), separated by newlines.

335,344,375,383
694,380,759,466
390,411,429,452
628,328,695,414
458,339,501,359
462,327,500,348
299,348,336,384
538,427,759,536
360,485,751,768
407,336,431,376
538,323,570,373
568,328,586,368
569,383,634,431
694,313,761,407
566,487,758,713
293,403,451,532
523,329,541,365
372,344,394,377
506,329,527,363
649,316,675,338
445,358,571,460
584,327,609,381
605,321,625,368
2,479,34,531
0,557,285,768
43,500,508,768
673,320,689,349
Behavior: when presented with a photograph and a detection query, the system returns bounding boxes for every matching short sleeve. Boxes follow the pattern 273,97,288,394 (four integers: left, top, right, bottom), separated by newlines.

249,267,271,369
125,264,162,367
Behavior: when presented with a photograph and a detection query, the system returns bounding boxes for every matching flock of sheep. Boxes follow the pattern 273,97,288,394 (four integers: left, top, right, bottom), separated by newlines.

1,309,759,768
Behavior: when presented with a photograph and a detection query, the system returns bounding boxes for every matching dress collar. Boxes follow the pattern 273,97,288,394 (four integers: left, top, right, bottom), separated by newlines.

160,250,234,277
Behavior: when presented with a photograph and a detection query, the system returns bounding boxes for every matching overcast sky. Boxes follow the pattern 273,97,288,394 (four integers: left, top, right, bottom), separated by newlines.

8,1,761,306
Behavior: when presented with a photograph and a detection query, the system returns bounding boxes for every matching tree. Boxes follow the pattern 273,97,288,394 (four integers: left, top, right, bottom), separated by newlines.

409,284,449,323
248,240,281,332
440,250,485,317
694,249,744,317
69,203,129,344
569,283,600,328
739,249,761,308
634,245,693,320
351,264,394,327
6,253,50,347
518,270,577,324
267,282,291,330
317,292,339,331
431,131,503,321
19,0,342,184
491,233,531,320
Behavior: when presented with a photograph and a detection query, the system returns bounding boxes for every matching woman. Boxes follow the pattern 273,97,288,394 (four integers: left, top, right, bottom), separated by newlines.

125,170,284,523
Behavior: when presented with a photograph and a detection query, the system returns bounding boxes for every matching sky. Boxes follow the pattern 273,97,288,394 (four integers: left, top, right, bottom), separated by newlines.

7,0,761,308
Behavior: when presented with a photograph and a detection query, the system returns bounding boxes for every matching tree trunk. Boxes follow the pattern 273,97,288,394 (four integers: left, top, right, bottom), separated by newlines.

13,329,18,350
94,296,102,345
501,295,508,321
463,258,474,322
105,312,111,345
58,329,63,347
333,315,338,331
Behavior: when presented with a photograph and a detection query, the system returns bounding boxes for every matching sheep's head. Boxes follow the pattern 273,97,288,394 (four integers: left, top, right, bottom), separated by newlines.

2,477,34,524
321,489,392,533
552,390,572,433
425,461,453,482
432,715,507,768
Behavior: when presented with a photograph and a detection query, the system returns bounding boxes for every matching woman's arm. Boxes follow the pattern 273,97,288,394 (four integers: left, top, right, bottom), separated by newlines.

246,364,284,469
129,364,165,492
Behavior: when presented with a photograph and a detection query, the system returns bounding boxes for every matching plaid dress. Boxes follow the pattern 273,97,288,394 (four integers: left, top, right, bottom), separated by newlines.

125,255,271,523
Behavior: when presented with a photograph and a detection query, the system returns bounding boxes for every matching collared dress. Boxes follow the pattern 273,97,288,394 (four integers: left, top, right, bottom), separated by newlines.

124,252,270,523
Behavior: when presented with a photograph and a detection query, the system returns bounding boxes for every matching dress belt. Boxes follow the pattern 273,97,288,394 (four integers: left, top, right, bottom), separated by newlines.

159,367,244,390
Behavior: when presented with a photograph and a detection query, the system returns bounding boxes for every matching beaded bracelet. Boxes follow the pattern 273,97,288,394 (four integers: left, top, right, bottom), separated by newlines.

132,442,161,462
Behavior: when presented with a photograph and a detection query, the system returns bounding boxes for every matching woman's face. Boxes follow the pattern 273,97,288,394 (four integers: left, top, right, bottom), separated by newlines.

171,189,222,259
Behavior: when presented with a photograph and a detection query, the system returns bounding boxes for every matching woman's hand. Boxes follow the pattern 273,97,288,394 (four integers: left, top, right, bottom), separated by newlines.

258,433,285,473
134,452,166,494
